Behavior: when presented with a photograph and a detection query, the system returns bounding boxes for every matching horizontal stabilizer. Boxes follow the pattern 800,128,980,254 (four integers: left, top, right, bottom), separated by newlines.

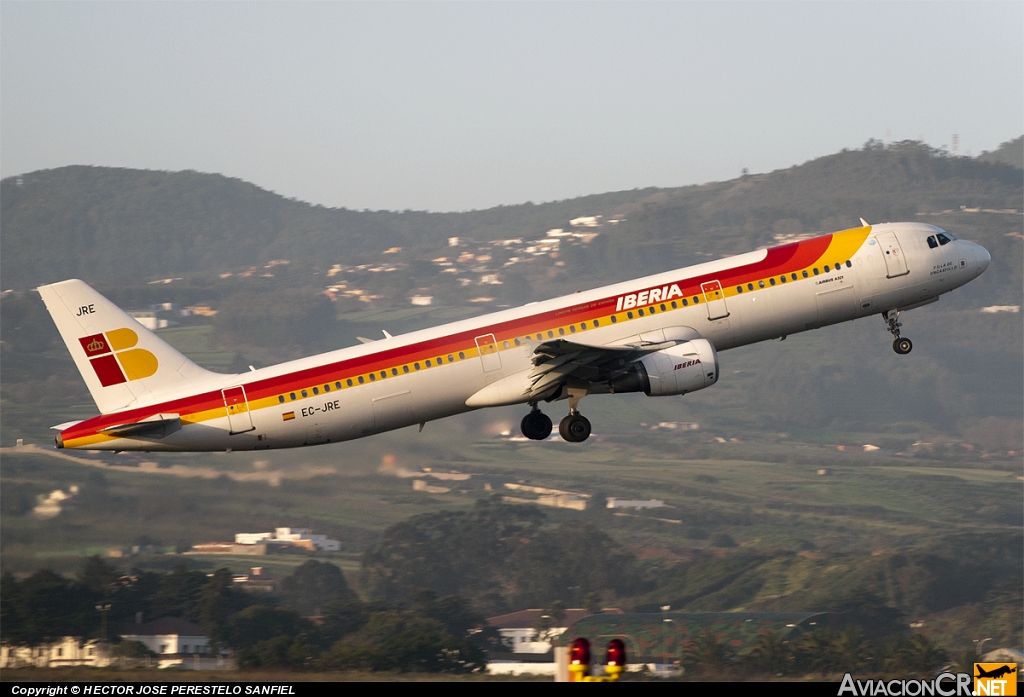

100,413,181,438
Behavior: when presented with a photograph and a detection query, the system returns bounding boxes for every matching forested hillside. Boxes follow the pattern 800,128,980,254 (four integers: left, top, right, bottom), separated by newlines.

2,139,1020,290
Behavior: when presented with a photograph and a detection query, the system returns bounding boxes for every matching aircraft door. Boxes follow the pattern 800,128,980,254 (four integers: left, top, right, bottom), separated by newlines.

475,334,502,372
700,280,729,320
221,386,255,434
877,232,909,278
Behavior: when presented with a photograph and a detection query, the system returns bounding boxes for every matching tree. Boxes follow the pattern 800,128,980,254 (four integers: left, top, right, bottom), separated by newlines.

78,556,117,594
746,631,790,675
686,631,734,675
226,605,314,651
280,560,354,616
198,568,251,651
320,610,484,673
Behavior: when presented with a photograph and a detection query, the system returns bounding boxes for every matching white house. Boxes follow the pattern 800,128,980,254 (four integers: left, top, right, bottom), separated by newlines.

235,527,340,551
1,637,110,668
115,617,231,669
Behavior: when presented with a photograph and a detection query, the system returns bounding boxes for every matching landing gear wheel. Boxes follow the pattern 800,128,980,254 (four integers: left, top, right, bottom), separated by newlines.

558,413,592,443
521,411,552,440
893,338,913,355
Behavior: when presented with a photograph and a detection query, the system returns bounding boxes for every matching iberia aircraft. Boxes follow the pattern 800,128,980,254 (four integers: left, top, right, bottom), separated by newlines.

40,222,989,451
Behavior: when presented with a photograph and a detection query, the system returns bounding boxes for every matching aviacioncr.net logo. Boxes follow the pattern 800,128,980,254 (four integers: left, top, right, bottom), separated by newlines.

839,672,973,696
78,328,158,387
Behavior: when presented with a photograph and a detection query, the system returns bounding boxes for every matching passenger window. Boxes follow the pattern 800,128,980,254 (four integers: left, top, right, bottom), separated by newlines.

392,368,399,376
403,365,410,373
824,265,830,272
278,395,285,403
834,262,841,269
660,304,667,311
736,286,743,293
780,275,786,283
514,338,521,345
569,326,576,333
610,315,617,323
426,359,433,367
937,233,951,245
769,278,776,286
301,390,308,397
648,306,655,314
381,371,386,378
536,334,542,341
548,331,554,338
791,273,798,281
692,297,700,304
747,283,754,291
558,328,565,336
845,261,852,268
459,352,465,359
813,268,819,275
314,387,321,395
638,309,645,316
369,373,375,381
414,363,420,370
448,354,454,362
324,384,331,392
335,382,342,390
758,281,765,288
671,301,678,309
291,392,298,399
627,311,634,319
802,270,809,278
355,378,362,385
682,299,688,306
346,379,353,387
594,319,601,326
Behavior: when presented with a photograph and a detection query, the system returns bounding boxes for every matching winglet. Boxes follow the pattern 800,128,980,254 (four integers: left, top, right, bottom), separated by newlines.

860,218,870,227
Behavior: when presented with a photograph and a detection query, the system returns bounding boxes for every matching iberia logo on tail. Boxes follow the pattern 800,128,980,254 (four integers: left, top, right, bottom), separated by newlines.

78,328,158,386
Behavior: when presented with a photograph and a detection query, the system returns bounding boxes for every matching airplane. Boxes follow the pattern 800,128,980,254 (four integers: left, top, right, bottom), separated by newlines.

38,221,989,452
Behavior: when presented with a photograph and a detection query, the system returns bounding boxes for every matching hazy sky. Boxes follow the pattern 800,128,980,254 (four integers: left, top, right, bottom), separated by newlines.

2,2,1021,212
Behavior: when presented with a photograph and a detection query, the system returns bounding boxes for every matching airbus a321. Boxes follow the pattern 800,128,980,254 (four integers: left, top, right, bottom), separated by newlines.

39,221,989,451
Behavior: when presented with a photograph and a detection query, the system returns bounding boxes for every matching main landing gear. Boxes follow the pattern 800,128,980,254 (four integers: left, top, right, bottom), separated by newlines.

521,407,552,441
558,411,591,443
521,385,594,443
884,310,913,355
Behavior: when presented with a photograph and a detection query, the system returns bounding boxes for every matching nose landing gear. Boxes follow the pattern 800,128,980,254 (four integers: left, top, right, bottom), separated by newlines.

884,310,913,354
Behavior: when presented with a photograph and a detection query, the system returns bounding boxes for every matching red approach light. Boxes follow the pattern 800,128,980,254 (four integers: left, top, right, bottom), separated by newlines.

569,637,591,666
568,637,592,681
606,638,626,667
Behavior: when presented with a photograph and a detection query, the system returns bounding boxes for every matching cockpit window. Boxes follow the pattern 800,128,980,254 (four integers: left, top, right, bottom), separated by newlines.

927,236,938,249
936,233,952,246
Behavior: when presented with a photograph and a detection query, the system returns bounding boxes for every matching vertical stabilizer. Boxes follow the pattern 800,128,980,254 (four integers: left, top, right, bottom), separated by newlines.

37,279,223,414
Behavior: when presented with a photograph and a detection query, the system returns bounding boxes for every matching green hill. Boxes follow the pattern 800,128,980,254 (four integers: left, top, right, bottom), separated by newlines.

2,140,1020,290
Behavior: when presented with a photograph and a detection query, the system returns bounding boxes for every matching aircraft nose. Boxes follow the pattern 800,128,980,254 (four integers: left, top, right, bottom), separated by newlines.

975,243,991,274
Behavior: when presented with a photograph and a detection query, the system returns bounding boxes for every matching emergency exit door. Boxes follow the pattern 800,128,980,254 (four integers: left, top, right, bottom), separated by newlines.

877,232,909,278
222,386,255,434
701,280,730,320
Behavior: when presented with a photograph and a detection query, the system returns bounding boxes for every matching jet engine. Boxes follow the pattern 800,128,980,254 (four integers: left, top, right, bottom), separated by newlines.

609,339,718,397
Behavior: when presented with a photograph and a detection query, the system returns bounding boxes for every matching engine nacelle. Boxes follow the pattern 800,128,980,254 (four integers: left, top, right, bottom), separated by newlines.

610,339,718,397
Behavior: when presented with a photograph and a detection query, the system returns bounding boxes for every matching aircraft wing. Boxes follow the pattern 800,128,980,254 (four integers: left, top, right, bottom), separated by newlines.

524,338,676,400
466,327,705,408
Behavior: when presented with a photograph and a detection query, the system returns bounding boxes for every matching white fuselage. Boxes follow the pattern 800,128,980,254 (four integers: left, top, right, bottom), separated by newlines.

55,222,989,451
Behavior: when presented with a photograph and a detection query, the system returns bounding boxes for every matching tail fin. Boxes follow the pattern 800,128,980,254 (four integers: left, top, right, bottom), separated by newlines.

38,279,223,414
